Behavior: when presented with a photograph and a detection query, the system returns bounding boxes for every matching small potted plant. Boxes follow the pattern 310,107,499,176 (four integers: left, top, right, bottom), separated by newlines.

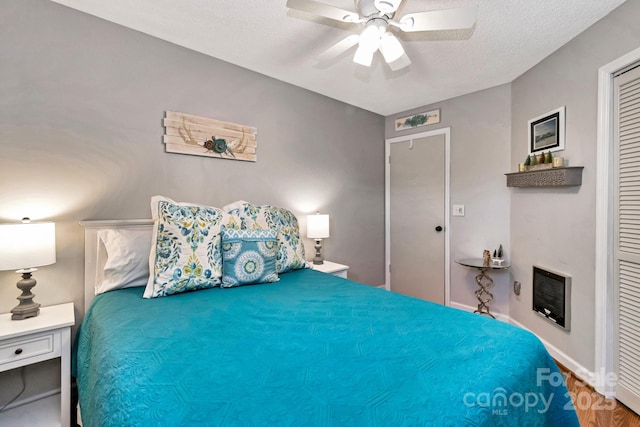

492,244,504,266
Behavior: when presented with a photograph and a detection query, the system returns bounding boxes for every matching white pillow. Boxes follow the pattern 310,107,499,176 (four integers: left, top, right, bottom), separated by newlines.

97,229,152,294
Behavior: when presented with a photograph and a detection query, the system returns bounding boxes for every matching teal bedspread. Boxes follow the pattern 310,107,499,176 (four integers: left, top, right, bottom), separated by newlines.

74,269,579,426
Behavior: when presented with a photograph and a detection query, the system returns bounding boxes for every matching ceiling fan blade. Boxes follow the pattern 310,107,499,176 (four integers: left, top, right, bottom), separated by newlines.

316,34,360,63
287,0,360,23
374,0,404,14
398,6,477,32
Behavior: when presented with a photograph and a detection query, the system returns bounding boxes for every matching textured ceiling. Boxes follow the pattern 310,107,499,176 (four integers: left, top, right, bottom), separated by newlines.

50,0,627,116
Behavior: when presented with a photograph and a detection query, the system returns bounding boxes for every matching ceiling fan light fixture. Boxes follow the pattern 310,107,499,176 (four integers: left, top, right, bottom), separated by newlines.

358,24,383,53
353,44,375,66
379,32,403,63
387,51,411,71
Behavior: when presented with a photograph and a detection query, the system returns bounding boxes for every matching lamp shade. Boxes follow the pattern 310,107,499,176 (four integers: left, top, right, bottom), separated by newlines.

307,214,330,239
0,221,56,271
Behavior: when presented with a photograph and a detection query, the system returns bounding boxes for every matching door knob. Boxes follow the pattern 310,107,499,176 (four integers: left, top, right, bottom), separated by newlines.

435,226,443,232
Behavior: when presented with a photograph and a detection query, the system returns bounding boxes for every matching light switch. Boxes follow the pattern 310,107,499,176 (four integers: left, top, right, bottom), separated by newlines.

452,204,465,217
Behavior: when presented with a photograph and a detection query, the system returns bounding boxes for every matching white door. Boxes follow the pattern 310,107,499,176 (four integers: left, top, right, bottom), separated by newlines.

385,129,449,304
614,64,640,415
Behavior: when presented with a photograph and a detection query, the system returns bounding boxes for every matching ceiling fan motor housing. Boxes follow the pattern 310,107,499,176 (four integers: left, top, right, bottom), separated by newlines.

356,0,389,18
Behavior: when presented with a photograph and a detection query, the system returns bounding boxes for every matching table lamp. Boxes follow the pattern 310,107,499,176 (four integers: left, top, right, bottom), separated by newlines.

0,218,56,320
307,213,329,265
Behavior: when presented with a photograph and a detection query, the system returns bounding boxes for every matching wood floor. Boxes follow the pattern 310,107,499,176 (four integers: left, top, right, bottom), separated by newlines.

558,362,640,426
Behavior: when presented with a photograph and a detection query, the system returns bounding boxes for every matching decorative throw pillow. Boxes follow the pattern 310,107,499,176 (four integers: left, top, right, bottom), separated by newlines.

144,196,240,298
222,200,251,215
220,228,279,287
97,229,152,294
225,201,310,273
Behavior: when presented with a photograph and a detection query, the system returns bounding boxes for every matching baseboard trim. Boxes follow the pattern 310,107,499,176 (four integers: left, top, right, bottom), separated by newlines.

450,301,597,391
448,301,511,323
509,317,598,391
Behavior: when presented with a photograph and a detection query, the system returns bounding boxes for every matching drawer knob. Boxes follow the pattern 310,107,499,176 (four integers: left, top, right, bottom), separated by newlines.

14,348,23,355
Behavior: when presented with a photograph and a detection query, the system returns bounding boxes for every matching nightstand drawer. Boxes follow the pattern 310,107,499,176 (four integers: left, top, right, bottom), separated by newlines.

0,333,55,366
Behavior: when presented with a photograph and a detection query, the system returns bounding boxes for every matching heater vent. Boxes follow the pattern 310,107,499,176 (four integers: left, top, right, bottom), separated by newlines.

532,266,571,330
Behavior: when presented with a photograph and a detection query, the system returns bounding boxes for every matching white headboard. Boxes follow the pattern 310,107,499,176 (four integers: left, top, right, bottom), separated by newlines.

79,219,154,312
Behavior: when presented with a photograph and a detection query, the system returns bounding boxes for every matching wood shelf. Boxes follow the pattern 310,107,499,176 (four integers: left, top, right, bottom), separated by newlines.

505,167,583,187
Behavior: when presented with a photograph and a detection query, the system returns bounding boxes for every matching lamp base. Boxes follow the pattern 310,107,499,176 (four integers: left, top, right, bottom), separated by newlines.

11,305,41,321
312,239,324,265
11,269,41,321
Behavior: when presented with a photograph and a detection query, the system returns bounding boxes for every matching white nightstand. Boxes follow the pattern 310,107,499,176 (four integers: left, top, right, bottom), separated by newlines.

0,303,75,427
311,261,349,278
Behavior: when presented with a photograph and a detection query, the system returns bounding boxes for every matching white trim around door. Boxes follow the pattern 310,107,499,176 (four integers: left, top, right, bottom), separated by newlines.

384,127,451,306
596,46,640,398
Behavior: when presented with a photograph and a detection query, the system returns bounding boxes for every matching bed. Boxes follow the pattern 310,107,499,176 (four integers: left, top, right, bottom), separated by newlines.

74,213,580,427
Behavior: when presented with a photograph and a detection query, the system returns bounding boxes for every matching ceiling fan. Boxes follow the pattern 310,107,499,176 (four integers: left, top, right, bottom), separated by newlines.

286,0,477,71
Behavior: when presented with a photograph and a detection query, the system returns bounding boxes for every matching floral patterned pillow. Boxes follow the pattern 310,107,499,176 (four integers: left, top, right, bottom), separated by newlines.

224,201,310,273
144,196,240,298
221,228,279,287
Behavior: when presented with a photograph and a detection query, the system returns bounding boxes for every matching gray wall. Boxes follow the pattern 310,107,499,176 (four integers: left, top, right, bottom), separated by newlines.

0,0,384,402
385,84,512,315
383,0,640,377
510,0,640,372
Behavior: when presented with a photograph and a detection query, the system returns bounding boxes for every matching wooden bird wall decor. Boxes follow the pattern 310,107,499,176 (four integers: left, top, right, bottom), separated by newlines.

163,111,257,162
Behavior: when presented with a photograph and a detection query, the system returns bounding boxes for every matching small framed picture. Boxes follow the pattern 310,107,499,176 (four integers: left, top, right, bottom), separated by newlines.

528,106,565,155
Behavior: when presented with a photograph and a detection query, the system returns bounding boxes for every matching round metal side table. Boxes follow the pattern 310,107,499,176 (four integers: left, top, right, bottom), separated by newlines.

455,258,510,319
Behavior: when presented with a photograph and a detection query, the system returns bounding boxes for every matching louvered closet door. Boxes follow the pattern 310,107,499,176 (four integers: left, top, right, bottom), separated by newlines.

614,64,640,415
